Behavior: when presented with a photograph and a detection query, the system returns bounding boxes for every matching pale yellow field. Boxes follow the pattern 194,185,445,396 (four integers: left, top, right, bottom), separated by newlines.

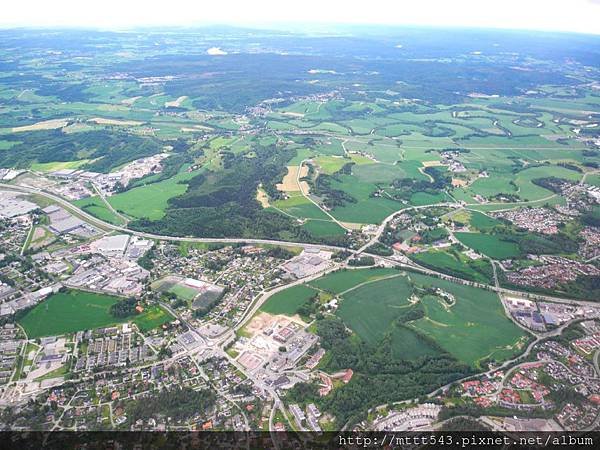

12,118,69,132
340,221,364,230
88,117,143,126
276,165,309,192
256,186,270,208
421,160,444,167
165,96,188,108
120,96,141,106
452,178,468,187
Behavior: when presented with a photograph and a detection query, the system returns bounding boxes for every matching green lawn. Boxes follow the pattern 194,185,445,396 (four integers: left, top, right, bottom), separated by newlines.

455,232,521,259
260,284,317,316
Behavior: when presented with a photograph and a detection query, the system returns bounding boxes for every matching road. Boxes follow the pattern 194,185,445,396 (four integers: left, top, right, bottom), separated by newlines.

0,183,349,252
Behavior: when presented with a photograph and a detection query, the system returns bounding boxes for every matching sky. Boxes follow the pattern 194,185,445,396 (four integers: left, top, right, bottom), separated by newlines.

1,0,599,35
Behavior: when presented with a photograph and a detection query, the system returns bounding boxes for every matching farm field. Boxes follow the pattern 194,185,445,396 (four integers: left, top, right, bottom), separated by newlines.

19,290,128,338
307,267,399,294
455,232,522,259
411,249,493,284
407,273,528,368
72,196,126,225
259,284,318,316
107,166,196,220
336,274,413,344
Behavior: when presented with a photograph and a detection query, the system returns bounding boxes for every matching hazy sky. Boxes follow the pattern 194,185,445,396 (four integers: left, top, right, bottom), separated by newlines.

1,0,599,35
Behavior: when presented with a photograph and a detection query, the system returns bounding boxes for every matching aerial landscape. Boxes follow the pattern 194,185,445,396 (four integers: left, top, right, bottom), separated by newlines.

0,6,600,442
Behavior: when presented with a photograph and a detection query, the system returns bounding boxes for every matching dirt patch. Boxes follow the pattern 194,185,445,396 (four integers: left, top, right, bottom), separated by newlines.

451,178,468,187
256,186,270,208
244,312,278,337
12,119,69,132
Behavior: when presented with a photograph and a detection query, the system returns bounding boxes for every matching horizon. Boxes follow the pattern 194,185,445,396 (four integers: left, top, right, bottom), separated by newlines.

1,0,599,36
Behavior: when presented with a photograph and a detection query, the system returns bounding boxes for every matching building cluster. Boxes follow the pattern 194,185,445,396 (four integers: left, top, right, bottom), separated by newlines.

494,207,563,234
74,325,154,372
373,404,442,431
506,256,600,290
282,249,333,279
289,402,322,431
579,226,600,260
0,325,22,386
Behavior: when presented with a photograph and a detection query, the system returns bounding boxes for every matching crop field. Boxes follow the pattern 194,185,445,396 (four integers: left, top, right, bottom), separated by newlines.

301,219,345,236
406,273,528,368
19,290,128,338
411,249,493,284
455,232,521,259
260,284,318,316
336,274,413,344
308,268,399,294
108,166,196,220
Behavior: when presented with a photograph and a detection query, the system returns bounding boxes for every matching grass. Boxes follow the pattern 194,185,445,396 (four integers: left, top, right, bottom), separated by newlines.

72,196,126,225
336,274,413,344
407,273,528,368
168,284,199,301
19,290,127,338
412,249,493,284
108,166,196,220
308,268,399,294
133,306,173,332
302,220,346,237
314,156,350,175
260,284,317,316
455,232,521,260
19,290,172,338
30,159,92,172
390,326,442,359
468,211,502,230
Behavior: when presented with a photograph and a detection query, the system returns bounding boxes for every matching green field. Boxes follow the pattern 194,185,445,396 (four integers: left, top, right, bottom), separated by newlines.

19,290,172,338
108,166,196,220
260,284,317,316
73,196,126,225
308,268,399,294
336,274,413,344
455,232,521,259
133,306,173,332
407,273,528,367
31,159,93,172
19,290,128,338
412,249,493,284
